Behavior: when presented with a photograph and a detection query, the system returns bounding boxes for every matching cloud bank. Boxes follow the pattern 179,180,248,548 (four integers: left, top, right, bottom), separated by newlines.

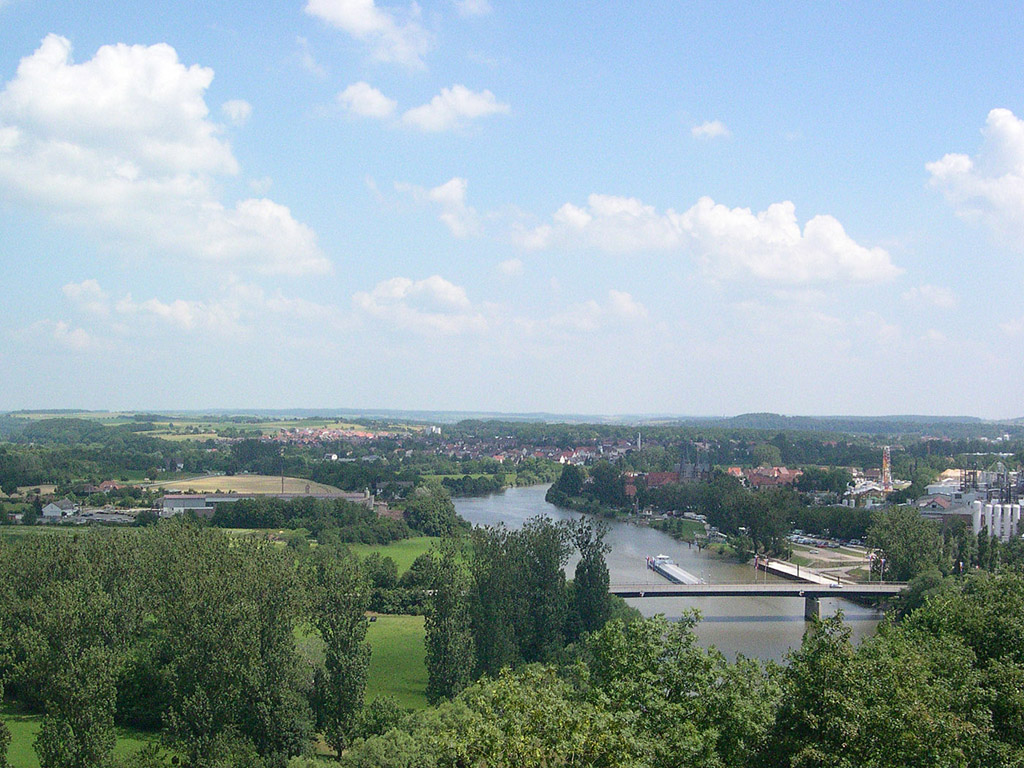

928,108,1024,249
0,35,329,275
523,193,900,284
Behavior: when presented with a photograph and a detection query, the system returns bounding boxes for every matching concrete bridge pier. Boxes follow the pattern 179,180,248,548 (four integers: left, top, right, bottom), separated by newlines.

804,595,820,621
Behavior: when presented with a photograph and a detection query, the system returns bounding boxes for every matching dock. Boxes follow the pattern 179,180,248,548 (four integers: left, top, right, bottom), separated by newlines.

754,556,840,585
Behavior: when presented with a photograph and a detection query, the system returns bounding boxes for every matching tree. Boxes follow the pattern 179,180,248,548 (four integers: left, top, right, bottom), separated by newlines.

866,505,941,581
149,524,311,766
402,485,461,536
762,615,860,768
0,599,9,768
588,461,625,507
513,517,571,663
363,553,398,589
425,539,473,703
752,443,782,468
546,464,585,506
306,545,370,755
569,517,611,639
35,646,118,768
27,579,120,768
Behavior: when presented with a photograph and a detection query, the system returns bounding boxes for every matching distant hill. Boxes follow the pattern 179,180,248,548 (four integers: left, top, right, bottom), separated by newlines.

13,417,166,448
3,408,1019,440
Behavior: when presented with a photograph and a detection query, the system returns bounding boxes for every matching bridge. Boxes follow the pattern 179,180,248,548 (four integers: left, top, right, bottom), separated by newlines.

609,582,906,620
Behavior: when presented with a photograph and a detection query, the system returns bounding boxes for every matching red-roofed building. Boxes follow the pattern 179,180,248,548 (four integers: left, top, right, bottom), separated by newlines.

645,471,680,489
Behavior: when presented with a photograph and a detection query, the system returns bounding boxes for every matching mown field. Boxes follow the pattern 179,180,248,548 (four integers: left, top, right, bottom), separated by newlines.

145,474,345,495
365,615,428,710
346,537,439,573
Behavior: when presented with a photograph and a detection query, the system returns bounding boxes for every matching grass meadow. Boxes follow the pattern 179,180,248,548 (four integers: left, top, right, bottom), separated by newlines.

345,537,439,573
365,615,428,710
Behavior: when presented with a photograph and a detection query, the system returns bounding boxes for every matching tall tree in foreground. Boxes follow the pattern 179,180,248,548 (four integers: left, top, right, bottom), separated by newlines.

0,588,9,768
569,516,611,640
30,580,119,768
867,505,942,581
306,545,371,756
425,538,474,704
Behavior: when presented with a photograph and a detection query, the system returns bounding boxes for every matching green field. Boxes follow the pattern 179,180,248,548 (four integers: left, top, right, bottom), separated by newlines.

346,537,439,573
1,703,164,768
366,615,428,710
673,518,706,537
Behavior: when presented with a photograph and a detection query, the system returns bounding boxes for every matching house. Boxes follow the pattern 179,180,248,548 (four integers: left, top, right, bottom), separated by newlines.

918,495,952,513
645,472,680,489
41,498,78,519
99,480,122,492
746,466,803,490
160,489,374,518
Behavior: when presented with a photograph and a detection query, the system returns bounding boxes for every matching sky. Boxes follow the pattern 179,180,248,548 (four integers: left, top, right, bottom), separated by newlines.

1,1,1024,418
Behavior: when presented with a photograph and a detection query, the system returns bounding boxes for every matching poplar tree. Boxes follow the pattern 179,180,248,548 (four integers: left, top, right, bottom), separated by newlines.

571,517,611,638
425,538,473,703
306,545,370,755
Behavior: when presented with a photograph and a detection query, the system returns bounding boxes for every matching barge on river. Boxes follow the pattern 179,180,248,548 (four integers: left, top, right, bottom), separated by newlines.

646,554,703,585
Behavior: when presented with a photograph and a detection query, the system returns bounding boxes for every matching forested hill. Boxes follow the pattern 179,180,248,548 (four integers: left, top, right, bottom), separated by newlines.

13,417,166,449
0,415,27,440
664,412,1010,438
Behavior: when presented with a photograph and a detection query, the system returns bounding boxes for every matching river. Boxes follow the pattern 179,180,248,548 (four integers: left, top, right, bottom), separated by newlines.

453,484,881,662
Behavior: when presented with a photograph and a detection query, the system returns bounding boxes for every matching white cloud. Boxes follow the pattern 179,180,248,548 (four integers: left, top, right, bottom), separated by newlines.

402,85,509,132
497,257,523,276
902,284,958,309
338,81,397,118
52,320,99,351
606,289,649,321
249,176,273,195
63,279,335,337
396,176,480,237
683,197,900,283
550,290,649,332
523,193,901,284
353,275,488,334
62,279,110,316
296,36,327,77
2,35,234,174
0,35,329,276
928,108,1024,248
221,99,252,126
455,0,492,16
1001,315,1024,336
304,0,432,68
691,120,730,139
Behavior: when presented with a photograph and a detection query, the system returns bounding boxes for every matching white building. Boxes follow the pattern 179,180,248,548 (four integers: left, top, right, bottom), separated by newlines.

41,499,78,519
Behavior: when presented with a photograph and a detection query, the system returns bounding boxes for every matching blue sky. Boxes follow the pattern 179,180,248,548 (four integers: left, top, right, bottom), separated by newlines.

2,1,1023,417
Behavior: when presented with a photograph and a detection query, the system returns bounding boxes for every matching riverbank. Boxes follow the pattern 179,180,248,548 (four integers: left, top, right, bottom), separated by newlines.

453,485,883,662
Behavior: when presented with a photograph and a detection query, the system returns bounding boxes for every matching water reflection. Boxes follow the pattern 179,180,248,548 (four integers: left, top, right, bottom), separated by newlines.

453,484,882,662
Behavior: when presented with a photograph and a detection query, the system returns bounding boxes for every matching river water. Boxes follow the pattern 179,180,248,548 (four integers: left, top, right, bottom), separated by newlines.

453,484,881,662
